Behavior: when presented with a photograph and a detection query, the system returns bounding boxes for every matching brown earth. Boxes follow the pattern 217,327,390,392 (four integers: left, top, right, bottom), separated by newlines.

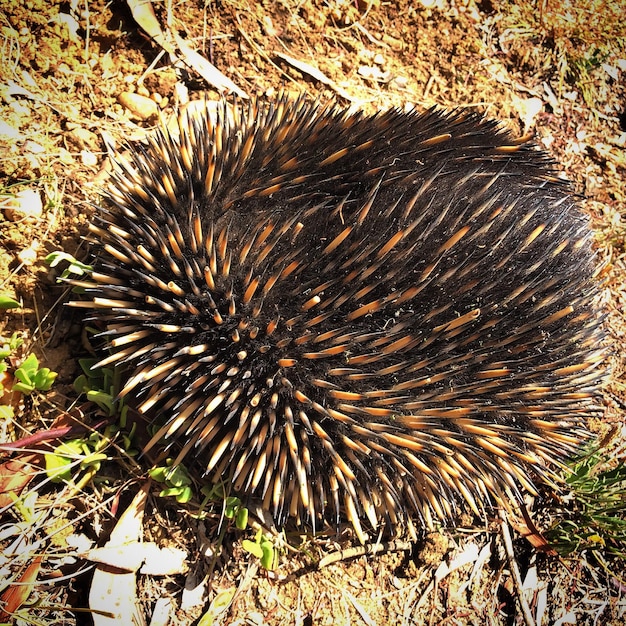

1,0,625,625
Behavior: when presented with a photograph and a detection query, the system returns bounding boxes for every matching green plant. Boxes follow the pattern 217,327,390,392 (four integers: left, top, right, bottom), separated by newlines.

226,496,249,530
74,357,128,421
547,448,626,561
45,251,93,280
72,358,138,465
197,484,249,529
0,332,23,358
198,483,280,571
45,432,111,486
151,470,278,570
242,528,280,571
0,333,58,418
11,353,57,395
0,294,20,309
149,460,194,504
38,358,140,491
223,494,249,530
0,334,22,419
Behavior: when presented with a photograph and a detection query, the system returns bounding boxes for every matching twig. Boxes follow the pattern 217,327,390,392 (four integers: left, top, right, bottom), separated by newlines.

274,52,355,102
125,0,247,98
500,509,536,626
318,539,413,568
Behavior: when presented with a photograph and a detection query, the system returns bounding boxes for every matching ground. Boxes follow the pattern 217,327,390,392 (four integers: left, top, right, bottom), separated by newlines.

0,0,625,624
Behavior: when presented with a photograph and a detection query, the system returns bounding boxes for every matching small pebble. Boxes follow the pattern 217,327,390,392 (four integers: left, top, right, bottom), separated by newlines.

18,240,40,265
393,75,409,88
118,92,159,121
67,126,100,151
81,150,98,167
4,188,43,222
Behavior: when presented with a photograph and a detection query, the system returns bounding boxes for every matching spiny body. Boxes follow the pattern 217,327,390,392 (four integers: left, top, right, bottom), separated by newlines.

74,95,606,538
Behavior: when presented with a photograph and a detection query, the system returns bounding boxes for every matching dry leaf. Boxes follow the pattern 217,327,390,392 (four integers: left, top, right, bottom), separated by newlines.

82,542,187,575
0,556,42,619
125,0,247,97
0,454,42,508
88,482,150,625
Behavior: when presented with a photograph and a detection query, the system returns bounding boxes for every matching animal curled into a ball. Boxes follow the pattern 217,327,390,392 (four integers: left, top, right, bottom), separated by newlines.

73,95,606,539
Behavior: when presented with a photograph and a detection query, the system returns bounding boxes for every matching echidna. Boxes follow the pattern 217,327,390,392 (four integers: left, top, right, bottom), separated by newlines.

73,95,606,539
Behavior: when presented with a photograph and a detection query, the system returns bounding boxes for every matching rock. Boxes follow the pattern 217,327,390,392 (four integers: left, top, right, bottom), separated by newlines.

118,92,159,121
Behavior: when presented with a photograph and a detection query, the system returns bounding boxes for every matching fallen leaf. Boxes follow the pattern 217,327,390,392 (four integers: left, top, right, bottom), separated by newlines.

0,454,42,508
89,482,151,626
0,556,42,619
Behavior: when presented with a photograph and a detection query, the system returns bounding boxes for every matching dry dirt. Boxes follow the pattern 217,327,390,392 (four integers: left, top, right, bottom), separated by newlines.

1,0,625,625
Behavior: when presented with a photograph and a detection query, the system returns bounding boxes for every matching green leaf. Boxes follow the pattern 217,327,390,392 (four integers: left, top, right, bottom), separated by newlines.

119,404,129,428
86,389,115,414
33,368,57,391
45,440,84,482
45,251,93,278
79,358,99,376
73,374,89,394
260,541,277,570
12,381,35,395
148,466,168,482
176,486,193,503
224,496,241,519
235,506,249,530
79,452,109,470
241,539,264,559
159,486,185,499
0,405,14,419
14,353,38,384
0,295,20,309
207,483,225,500
165,464,191,488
